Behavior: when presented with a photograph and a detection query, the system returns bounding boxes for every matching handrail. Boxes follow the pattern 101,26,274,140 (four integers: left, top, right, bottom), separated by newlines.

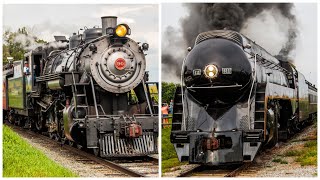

89,75,99,117
142,80,153,116
248,54,257,129
180,58,186,131
187,84,242,89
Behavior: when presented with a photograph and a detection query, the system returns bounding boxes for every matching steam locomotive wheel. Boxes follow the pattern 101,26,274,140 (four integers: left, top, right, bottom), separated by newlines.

35,120,42,131
55,133,61,141
68,141,75,147
77,144,83,150
16,116,25,127
3,111,8,122
49,132,56,139
8,113,15,124
92,147,100,157
35,113,45,131
59,127,66,144
61,137,67,145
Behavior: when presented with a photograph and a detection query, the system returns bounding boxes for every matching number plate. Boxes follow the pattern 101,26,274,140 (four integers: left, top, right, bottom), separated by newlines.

193,69,202,76
222,68,232,74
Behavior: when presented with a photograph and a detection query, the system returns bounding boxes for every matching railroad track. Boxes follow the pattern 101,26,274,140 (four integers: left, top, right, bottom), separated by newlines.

178,162,252,177
6,123,158,177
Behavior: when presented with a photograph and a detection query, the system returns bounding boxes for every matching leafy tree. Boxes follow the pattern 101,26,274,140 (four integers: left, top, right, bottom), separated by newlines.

2,27,47,64
162,82,178,104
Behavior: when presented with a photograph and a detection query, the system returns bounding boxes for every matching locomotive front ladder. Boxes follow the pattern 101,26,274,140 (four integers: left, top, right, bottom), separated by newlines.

71,72,89,121
254,83,267,131
171,86,183,131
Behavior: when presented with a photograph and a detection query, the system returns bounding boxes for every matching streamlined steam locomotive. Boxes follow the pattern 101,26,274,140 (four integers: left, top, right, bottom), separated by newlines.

170,30,317,165
3,16,158,157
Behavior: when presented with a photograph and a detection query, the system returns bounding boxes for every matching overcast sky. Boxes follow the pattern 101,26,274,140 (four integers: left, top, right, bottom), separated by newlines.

2,3,318,84
3,4,159,82
162,3,317,84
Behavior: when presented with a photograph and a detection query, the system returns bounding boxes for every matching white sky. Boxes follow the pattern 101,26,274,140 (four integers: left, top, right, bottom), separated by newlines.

2,3,318,84
162,3,318,84
3,4,159,82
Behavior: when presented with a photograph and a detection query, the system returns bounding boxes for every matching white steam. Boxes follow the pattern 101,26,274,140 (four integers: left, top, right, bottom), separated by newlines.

13,33,68,51
13,33,44,51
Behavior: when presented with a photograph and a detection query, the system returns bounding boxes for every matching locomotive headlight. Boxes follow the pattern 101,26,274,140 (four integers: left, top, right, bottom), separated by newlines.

115,24,130,37
204,64,218,78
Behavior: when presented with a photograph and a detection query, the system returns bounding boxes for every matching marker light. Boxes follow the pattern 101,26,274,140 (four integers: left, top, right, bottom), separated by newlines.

204,64,218,79
208,66,214,71
115,24,128,37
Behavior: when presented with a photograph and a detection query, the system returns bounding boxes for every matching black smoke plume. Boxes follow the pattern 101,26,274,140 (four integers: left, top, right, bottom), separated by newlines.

162,3,297,82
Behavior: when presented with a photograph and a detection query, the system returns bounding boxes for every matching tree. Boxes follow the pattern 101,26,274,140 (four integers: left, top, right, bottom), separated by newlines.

162,82,177,104
2,27,47,64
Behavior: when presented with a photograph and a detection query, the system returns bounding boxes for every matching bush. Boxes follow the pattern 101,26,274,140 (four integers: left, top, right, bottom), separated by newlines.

162,82,177,104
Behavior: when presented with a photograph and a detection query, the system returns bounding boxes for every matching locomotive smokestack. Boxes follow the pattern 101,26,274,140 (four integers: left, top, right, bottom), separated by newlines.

101,16,117,35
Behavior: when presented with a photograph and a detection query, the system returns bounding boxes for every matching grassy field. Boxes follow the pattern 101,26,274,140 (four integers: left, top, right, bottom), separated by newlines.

161,117,186,173
3,125,78,177
278,122,317,166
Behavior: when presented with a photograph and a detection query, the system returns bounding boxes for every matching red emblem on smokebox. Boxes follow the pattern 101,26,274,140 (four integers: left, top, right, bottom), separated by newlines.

115,58,126,70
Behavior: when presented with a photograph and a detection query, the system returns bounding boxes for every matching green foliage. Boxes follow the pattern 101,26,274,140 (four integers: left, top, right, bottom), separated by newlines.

3,125,78,177
162,82,177,104
280,160,288,164
282,140,317,166
296,140,317,166
128,83,159,104
304,140,317,147
272,158,282,163
272,157,288,164
148,84,159,104
284,150,301,156
2,27,47,64
162,158,185,173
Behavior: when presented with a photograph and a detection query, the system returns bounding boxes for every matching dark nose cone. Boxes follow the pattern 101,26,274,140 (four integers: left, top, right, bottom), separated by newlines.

184,38,252,105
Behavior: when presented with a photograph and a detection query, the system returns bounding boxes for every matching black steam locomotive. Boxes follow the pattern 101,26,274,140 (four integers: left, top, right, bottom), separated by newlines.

170,30,317,165
3,16,158,157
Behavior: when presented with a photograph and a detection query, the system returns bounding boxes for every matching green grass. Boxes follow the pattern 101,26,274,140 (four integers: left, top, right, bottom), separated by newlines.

281,120,317,166
296,140,317,166
272,157,288,164
161,117,187,173
304,140,317,147
282,140,317,166
272,157,282,163
3,125,78,177
284,150,301,156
